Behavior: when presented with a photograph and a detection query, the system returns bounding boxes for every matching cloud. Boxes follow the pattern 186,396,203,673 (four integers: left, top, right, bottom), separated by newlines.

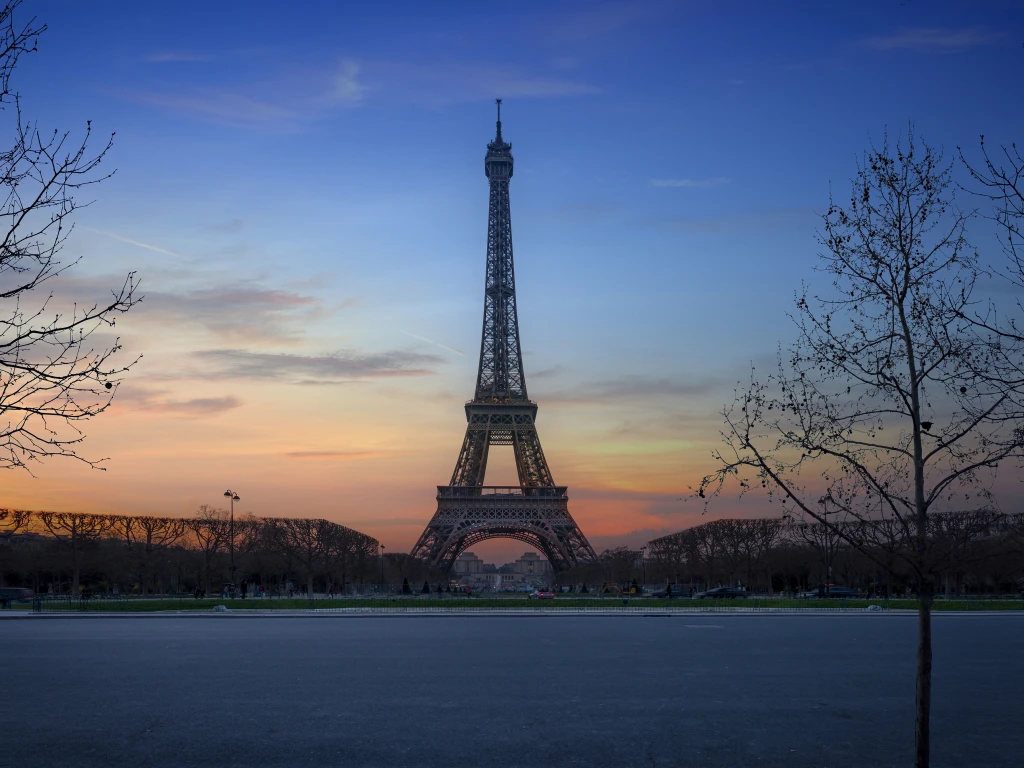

138,285,322,342
120,58,368,130
401,331,465,357
542,2,675,43
530,365,565,380
330,59,368,105
47,272,327,344
86,228,181,258
542,375,723,405
125,89,299,129
347,516,431,527
861,27,1001,53
143,52,211,63
208,218,245,232
373,60,599,107
285,450,383,460
636,206,819,235
648,177,731,189
115,387,242,418
188,348,444,382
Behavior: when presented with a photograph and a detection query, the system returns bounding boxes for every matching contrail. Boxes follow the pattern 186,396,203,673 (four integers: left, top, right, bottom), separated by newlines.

86,227,181,258
401,331,465,357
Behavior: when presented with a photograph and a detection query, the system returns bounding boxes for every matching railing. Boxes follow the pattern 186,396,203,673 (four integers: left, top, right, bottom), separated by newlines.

13,593,1024,614
437,486,568,499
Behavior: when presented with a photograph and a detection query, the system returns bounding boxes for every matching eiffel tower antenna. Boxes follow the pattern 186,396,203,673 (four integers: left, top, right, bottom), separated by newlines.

410,102,597,573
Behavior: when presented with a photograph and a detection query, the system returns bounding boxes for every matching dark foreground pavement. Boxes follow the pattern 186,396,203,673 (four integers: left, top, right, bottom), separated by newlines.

1,614,1020,768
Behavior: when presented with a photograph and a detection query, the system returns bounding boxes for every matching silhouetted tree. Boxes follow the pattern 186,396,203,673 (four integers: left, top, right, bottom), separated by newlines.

421,580,430,594
697,130,1024,768
0,508,30,540
186,506,227,594
402,577,411,594
0,1,138,471
114,515,185,596
37,511,111,594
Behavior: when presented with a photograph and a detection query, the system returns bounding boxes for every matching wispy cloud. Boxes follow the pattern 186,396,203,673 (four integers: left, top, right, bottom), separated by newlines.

530,365,565,380
401,331,465,357
636,206,819,235
115,387,242,418
542,2,676,43
121,57,369,130
330,59,368,105
143,51,211,63
125,89,299,129
648,177,731,189
86,227,181,258
542,375,722,405
373,60,599,107
861,27,1001,53
285,450,385,460
208,218,245,233
188,348,444,382
51,273,328,344
138,285,321,342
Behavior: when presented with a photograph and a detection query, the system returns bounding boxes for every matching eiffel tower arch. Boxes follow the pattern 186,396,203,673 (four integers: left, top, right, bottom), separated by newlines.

410,101,597,574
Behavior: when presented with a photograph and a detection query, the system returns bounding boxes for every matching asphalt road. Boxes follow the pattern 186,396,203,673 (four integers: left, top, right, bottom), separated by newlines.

1,614,1020,768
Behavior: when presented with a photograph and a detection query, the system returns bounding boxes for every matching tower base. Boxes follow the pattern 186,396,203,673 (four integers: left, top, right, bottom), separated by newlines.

410,486,597,572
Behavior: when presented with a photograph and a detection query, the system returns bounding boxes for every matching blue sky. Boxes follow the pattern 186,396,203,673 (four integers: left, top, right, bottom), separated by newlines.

5,0,1023,563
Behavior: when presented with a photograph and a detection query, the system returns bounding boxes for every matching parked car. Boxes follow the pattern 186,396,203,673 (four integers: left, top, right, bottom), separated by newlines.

649,586,687,598
0,587,33,607
696,587,747,599
528,590,555,600
798,585,864,599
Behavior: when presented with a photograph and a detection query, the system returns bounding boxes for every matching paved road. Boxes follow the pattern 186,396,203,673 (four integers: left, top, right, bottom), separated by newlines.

1,614,1020,768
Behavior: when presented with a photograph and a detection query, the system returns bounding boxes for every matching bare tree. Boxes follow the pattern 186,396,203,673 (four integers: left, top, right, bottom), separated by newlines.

0,0,138,472
186,506,227,594
37,511,112,594
959,138,1024,296
696,130,1024,768
0,506,29,539
119,515,185,596
271,517,331,597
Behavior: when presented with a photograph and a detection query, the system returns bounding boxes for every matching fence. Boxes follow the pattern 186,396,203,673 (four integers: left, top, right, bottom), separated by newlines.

12,593,1024,614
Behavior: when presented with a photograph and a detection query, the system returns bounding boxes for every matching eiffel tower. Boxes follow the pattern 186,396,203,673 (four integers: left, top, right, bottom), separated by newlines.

410,101,597,573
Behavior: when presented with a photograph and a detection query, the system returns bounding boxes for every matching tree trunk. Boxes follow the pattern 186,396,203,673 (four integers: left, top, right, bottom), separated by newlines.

915,585,933,768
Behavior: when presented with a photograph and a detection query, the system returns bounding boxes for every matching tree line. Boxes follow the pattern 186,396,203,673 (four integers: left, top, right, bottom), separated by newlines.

643,513,1024,596
0,507,379,597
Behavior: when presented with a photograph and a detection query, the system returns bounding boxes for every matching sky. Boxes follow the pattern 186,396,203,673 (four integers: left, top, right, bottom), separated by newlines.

2,0,1023,564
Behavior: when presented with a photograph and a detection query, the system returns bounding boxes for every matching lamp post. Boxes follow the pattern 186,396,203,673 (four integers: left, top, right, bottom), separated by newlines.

819,495,833,597
223,489,240,587
639,546,647,587
379,543,385,593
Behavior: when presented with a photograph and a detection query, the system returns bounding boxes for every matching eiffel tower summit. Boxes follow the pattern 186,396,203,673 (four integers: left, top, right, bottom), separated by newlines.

410,101,598,573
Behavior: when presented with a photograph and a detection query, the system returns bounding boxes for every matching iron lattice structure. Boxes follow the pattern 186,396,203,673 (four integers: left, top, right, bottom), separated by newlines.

410,101,597,573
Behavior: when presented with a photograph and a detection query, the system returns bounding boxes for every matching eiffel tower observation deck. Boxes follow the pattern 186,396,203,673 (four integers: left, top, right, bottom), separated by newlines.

410,101,597,573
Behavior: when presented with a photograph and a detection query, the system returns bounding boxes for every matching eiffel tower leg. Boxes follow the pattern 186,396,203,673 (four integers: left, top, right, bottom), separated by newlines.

512,419,554,489
449,420,490,487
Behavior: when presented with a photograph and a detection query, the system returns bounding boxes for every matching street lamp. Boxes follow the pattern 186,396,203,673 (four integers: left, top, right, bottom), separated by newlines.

639,546,647,587
819,495,833,597
223,489,240,587
379,543,385,593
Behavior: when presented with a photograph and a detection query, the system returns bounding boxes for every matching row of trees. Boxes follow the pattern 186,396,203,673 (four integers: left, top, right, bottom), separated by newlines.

644,513,1024,596
0,507,379,596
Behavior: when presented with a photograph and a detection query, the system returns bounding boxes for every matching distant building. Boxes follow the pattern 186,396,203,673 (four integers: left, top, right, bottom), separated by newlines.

513,551,552,576
453,551,483,574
